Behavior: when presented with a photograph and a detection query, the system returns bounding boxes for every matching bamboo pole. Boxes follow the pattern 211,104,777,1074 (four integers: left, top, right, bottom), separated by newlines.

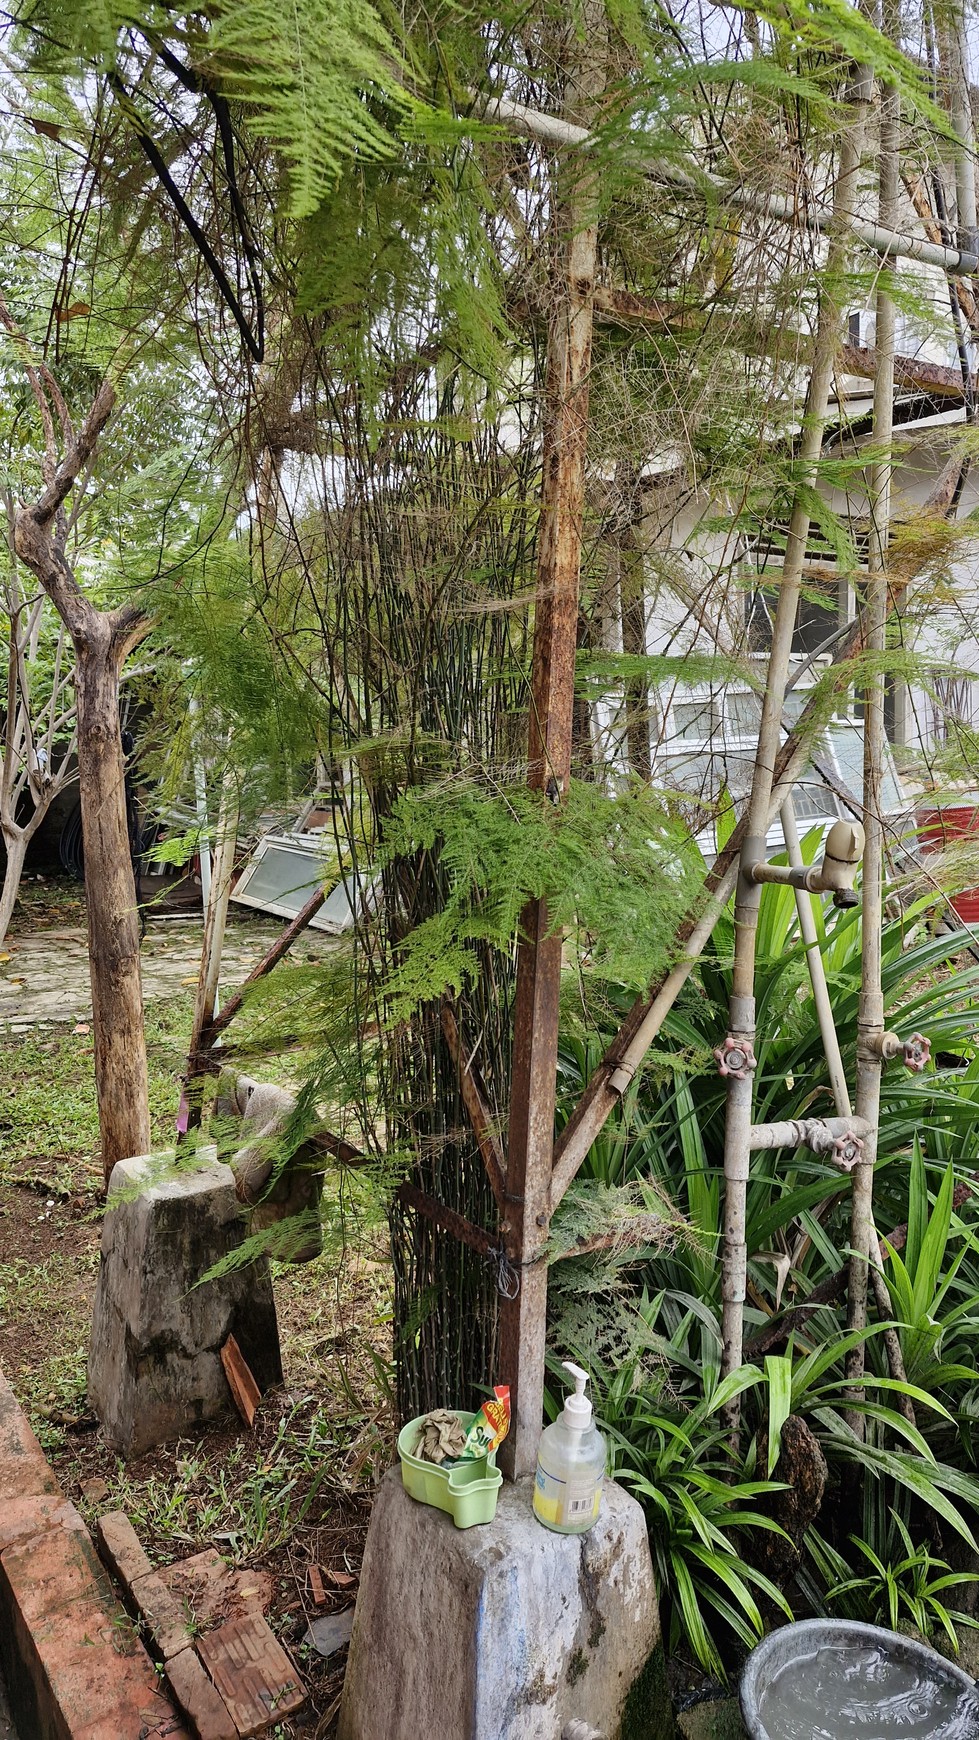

479,93,979,276
718,83,873,1425
181,758,239,1136
780,800,851,1115
845,52,900,1432
550,448,964,1206
946,1,978,257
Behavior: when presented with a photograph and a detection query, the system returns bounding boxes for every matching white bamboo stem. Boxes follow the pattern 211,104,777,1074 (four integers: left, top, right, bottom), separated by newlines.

845,55,900,1433
478,93,978,275
780,800,852,1117
718,83,873,1429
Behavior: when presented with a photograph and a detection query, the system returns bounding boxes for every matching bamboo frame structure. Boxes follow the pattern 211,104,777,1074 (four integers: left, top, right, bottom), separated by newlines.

717,83,873,1422
463,38,976,1476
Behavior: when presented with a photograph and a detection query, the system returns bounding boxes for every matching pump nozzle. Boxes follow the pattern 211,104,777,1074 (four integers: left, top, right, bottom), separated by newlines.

560,1361,593,1431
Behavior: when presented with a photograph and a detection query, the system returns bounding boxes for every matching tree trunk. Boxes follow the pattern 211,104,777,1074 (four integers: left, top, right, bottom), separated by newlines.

75,623,151,1181
0,827,29,947
498,8,607,1482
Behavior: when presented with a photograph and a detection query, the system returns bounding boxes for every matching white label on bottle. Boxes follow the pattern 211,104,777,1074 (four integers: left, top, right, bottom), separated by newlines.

534,1462,602,1527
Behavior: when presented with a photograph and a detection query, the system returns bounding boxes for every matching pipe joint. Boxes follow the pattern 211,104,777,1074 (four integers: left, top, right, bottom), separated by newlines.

873,1031,903,1063
745,820,865,907
869,1030,931,1072
714,1034,757,1080
608,1060,635,1096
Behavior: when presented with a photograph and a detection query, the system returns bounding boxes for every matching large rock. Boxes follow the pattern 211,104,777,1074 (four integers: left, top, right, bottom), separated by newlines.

214,1071,324,1263
88,1148,282,1458
338,1469,672,1740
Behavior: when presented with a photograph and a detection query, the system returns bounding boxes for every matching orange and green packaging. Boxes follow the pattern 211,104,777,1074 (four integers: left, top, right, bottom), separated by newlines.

460,1385,510,1459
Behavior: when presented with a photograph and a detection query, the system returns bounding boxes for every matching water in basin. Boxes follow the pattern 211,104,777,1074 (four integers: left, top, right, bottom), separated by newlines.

757,1638,979,1740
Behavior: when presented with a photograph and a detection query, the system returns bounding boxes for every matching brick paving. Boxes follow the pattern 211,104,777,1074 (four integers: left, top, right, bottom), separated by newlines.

0,915,318,1031
0,1369,188,1739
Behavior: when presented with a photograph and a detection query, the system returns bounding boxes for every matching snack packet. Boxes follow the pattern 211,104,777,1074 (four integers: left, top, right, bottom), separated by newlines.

460,1385,510,1460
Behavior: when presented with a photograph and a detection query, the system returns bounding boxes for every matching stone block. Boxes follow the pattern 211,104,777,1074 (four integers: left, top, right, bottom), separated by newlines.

0,1510,184,1739
338,1469,671,1740
88,1149,283,1458
196,1613,306,1734
0,1496,80,1555
96,1511,153,1592
131,1569,196,1662
165,1647,238,1740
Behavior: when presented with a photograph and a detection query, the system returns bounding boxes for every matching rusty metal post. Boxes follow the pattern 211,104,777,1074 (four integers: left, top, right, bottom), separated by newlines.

498,24,605,1483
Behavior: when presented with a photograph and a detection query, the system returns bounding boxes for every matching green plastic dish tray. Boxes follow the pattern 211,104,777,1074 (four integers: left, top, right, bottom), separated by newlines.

397,1410,503,1529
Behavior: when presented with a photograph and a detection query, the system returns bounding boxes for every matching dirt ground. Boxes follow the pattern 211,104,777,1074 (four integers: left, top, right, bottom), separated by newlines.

0,878,391,1737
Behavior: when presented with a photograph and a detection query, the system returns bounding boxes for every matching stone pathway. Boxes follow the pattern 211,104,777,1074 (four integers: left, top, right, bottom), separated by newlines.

0,915,319,1030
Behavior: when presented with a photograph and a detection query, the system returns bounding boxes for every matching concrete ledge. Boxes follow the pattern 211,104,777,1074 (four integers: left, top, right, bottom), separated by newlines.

0,1366,61,1501
0,1365,188,1740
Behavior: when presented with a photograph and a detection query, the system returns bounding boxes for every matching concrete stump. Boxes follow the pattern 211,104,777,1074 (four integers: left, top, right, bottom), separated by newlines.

88,1148,282,1458
338,1469,672,1740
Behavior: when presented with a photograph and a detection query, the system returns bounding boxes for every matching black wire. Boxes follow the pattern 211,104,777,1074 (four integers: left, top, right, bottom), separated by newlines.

144,37,266,341
108,69,264,362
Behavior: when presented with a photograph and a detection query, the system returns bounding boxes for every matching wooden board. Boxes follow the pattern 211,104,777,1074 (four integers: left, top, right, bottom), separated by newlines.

220,1334,261,1428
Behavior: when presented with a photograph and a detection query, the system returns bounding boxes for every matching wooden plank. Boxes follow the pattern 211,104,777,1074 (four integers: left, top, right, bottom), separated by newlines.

394,1181,497,1255
439,1002,507,1208
498,15,606,1482
220,1335,261,1429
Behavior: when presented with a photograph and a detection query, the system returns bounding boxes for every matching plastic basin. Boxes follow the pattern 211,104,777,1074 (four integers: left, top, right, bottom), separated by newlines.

740,1619,979,1740
917,804,979,925
397,1410,502,1529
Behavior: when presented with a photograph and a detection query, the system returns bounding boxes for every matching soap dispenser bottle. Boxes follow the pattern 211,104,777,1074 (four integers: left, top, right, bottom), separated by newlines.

533,1361,605,1534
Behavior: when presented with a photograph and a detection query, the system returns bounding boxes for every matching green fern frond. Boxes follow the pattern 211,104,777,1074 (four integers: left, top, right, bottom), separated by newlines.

204,0,412,217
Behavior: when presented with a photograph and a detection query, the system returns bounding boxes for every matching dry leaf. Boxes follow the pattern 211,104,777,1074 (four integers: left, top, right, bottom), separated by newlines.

73,1023,91,1036
55,300,91,322
180,975,199,986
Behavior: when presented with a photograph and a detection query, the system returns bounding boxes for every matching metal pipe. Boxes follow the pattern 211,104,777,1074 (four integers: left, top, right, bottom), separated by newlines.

846,49,900,1432
478,93,979,277
748,1116,870,1152
780,800,853,1116
718,87,873,1423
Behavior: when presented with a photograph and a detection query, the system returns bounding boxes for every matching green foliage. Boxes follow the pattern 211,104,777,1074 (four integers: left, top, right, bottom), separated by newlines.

205,1,411,218
552,867,979,1673
597,1358,793,1679
379,777,696,1020
805,1519,979,1653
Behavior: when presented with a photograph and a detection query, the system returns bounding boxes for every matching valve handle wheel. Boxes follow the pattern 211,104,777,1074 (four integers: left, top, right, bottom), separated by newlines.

903,1033,931,1073
831,1132,865,1169
714,1035,757,1080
